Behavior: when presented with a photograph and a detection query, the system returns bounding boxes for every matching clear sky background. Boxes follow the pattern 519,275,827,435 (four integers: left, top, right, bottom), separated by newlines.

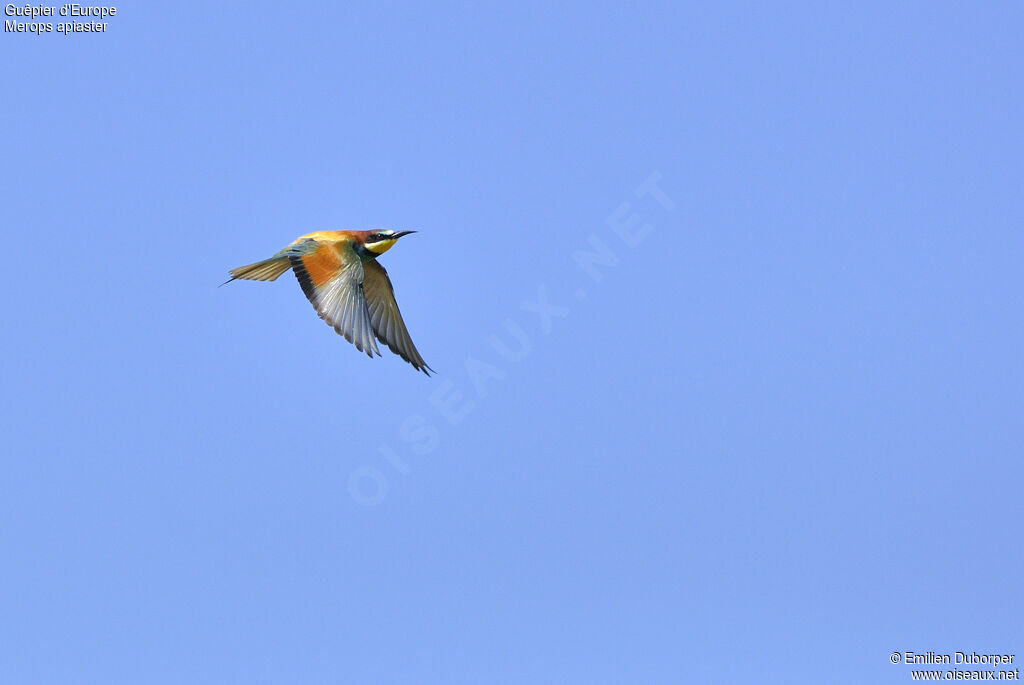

2,2,1022,683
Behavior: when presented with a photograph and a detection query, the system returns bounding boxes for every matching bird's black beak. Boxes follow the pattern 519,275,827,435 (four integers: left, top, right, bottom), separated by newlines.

393,230,417,239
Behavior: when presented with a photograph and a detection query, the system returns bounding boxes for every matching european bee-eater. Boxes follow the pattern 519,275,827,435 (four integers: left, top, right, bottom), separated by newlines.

226,230,433,375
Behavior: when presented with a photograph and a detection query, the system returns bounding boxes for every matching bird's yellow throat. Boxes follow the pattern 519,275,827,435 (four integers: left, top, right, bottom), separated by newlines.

365,238,397,254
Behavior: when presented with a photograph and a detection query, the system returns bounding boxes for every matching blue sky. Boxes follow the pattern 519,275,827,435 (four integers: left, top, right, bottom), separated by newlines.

2,2,1022,682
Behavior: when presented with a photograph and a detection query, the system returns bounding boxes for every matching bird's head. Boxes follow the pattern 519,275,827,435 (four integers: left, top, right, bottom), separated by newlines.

361,229,416,256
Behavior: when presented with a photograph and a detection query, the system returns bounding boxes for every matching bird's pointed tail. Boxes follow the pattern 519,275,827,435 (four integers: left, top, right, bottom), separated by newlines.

221,256,291,286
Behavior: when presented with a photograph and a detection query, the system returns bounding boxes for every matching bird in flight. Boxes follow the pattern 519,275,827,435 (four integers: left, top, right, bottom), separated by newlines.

226,230,433,375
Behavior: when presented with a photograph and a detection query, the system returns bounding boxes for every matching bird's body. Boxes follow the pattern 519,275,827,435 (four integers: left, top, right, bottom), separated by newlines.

226,229,432,375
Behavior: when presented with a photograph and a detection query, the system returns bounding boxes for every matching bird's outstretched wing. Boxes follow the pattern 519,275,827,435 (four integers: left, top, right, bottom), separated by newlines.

289,239,380,357
363,260,433,375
